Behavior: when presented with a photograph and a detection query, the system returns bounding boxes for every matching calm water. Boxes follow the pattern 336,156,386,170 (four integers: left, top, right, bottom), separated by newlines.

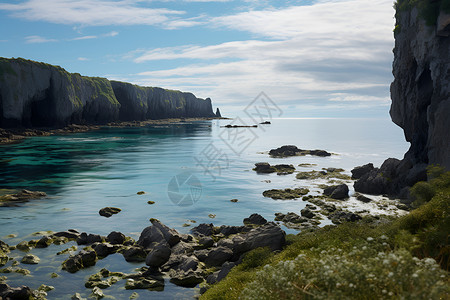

0,118,409,299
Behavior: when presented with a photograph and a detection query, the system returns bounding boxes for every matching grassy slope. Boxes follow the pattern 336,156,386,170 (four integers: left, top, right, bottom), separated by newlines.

202,167,450,299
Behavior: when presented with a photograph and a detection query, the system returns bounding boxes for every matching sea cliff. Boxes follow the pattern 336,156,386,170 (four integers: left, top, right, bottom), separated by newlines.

354,1,450,198
0,57,216,128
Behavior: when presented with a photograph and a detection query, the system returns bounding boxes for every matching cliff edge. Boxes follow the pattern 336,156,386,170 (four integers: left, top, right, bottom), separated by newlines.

0,57,216,128
354,1,450,198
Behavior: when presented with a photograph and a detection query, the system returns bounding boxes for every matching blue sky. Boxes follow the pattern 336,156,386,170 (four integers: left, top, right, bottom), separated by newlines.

0,0,396,118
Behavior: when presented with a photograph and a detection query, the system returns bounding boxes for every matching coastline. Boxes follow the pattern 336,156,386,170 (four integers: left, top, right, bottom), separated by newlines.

0,117,229,145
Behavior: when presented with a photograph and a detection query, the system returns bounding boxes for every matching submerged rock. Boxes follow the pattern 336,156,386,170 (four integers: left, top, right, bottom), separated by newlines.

21,254,40,264
98,207,121,218
253,163,295,175
0,190,47,206
269,145,331,157
263,188,309,200
62,250,97,273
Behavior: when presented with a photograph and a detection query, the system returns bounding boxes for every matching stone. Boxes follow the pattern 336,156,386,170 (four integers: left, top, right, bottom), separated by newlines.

328,210,362,224
253,162,276,173
35,236,53,248
196,236,214,249
21,254,40,264
230,199,238,202
145,243,171,268
53,229,80,239
354,193,372,203
204,246,233,267
218,225,246,236
351,163,374,179
169,270,204,287
125,278,163,290
92,243,116,258
0,283,33,299
76,233,103,245
191,223,214,236
138,220,180,249
300,208,315,219
98,207,121,218
15,241,32,252
323,184,349,200
122,246,147,262
71,293,87,300
106,231,126,245
215,108,222,118
62,250,97,273
90,287,104,299
269,145,331,157
262,188,309,200
243,213,267,226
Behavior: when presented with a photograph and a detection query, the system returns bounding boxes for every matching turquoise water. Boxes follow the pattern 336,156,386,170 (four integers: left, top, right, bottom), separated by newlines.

0,118,409,298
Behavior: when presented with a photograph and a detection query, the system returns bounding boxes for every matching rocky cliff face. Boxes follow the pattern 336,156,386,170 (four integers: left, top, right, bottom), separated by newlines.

391,5,450,170
354,3,450,198
0,58,216,128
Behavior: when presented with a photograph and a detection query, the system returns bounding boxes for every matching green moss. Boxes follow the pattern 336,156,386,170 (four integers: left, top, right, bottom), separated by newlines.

0,58,18,79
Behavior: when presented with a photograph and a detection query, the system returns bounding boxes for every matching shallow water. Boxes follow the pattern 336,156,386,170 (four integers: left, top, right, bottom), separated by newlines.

0,118,409,298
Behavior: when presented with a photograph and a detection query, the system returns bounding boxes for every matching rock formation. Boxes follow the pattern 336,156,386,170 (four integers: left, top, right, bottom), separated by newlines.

0,57,216,128
354,1,450,198
391,2,450,169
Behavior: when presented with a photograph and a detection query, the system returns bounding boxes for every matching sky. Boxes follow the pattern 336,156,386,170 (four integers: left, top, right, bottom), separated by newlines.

0,0,397,118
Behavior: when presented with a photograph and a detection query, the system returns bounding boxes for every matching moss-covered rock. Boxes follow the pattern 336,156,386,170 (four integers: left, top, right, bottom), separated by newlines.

262,188,309,200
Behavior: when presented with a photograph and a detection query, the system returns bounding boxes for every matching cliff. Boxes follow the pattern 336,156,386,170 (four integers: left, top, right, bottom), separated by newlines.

390,1,450,169
0,57,216,128
354,1,450,198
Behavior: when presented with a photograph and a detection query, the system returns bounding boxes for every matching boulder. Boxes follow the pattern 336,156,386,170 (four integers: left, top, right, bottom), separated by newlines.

351,163,374,179
243,213,267,226
92,243,117,258
53,229,80,240
300,208,315,219
106,231,126,245
0,283,33,300
76,233,103,245
145,243,171,268
190,223,214,236
122,246,147,262
169,270,204,287
98,207,121,218
62,250,97,273
21,254,40,264
323,184,349,200
138,220,180,249
253,162,276,173
204,247,233,267
328,210,362,224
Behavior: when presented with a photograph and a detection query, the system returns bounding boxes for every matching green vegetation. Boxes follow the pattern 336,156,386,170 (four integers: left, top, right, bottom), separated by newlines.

83,76,119,106
0,58,18,79
395,0,450,26
201,167,450,299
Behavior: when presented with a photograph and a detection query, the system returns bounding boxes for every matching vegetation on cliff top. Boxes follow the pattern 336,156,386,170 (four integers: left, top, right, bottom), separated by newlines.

395,0,450,25
201,167,450,299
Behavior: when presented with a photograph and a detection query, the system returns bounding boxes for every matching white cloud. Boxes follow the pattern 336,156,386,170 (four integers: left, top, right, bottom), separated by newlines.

103,31,118,37
0,0,185,26
72,35,97,40
127,0,395,115
77,57,89,61
24,35,57,43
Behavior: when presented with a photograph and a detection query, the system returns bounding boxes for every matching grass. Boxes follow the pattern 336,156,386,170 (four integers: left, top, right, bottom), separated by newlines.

201,167,450,299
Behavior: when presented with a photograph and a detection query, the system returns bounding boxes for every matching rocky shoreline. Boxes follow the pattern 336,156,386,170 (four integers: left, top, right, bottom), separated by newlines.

0,117,226,145
0,144,412,299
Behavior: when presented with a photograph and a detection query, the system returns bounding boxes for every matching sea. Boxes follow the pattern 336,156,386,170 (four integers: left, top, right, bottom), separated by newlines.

0,117,409,299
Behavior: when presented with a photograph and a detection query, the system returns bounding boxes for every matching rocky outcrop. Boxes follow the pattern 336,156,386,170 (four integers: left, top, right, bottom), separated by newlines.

0,57,216,128
355,3,450,198
390,3,450,170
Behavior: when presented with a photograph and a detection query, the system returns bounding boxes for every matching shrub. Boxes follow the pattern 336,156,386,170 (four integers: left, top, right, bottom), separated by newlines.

241,240,448,300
